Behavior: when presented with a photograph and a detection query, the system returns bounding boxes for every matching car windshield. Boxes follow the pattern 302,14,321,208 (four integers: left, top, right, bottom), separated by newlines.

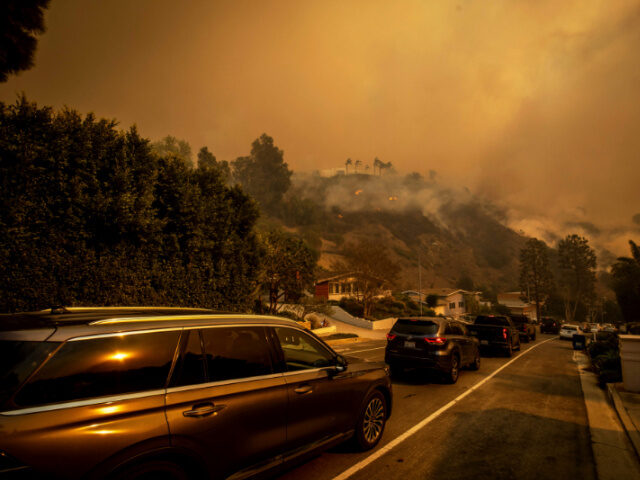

0,340,59,407
392,320,439,336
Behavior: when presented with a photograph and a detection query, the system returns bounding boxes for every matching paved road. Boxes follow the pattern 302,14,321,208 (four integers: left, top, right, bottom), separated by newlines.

277,334,596,480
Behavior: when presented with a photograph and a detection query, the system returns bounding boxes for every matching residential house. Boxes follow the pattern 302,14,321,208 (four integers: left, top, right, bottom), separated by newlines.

497,292,538,321
403,288,481,318
314,272,391,301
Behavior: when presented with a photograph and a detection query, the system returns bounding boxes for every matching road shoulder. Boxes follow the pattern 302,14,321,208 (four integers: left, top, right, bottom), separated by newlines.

575,351,640,480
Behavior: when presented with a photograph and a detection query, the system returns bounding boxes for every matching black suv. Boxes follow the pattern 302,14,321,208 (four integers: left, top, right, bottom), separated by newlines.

0,307,392,480
384,317,480,383
540,317,560,334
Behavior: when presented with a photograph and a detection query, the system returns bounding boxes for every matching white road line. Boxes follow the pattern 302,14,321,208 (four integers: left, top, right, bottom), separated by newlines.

331,337,557,480
335,346,386,354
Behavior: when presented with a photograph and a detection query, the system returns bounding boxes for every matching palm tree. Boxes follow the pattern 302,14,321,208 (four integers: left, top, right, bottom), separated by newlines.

355,159,362,174
374,157,382,176
345,158,352,175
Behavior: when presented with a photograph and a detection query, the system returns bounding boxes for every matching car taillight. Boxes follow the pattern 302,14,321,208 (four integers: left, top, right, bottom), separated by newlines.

386,333,396,341
425,337,446,345
502,328,508,340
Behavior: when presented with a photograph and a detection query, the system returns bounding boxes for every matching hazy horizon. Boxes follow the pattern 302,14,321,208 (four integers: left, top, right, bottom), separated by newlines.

2,0,639,257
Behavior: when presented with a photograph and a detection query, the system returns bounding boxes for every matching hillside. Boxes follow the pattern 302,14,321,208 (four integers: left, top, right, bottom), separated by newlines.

274,172,529,294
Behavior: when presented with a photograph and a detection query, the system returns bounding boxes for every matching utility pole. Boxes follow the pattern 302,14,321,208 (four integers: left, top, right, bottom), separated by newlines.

419,252,423,316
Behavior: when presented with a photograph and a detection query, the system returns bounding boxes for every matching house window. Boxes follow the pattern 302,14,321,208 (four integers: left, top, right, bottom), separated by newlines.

458,301,464,308
449,302,456,309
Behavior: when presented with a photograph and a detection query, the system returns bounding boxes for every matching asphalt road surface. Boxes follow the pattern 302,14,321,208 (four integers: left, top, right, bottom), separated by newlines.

276,334,596,480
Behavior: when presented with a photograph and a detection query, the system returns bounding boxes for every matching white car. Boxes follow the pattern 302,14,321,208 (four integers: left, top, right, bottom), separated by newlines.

559,324,582,340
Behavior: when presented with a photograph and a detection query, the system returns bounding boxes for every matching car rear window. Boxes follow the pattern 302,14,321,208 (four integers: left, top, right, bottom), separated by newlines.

0,340,59,407
510,316,528,324
14,330,180,407
474,316,509,326
392,319,439,335
563,326,578,331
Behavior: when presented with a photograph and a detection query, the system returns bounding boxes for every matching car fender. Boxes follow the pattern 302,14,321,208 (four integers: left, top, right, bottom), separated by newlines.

84,438,207,480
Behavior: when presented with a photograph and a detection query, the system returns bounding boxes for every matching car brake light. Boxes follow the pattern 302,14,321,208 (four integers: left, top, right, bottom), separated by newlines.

502,328,508,340
386,333,396,341
425,337,446,345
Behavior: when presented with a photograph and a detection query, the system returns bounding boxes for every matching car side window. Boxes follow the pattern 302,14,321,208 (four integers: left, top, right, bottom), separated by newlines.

170,329,206,387
274,327,334,371
444,323,454,335
14,331,180,407
201,327,273,382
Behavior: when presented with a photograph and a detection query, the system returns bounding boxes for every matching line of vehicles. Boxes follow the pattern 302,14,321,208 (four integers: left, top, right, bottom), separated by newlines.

0,306,602,480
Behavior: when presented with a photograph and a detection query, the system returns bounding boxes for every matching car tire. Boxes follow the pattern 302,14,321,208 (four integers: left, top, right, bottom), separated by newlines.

445,353,460,383
515,337,521,351
353,390,387,451
110,460,189,480
469,349,481,370
522,335,530,343
531,333,536,341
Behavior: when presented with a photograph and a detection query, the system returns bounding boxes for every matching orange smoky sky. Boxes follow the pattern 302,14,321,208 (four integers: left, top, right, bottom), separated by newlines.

2,0,640,247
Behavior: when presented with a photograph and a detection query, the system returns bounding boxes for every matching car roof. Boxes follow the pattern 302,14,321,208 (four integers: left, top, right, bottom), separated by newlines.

0,307,301,342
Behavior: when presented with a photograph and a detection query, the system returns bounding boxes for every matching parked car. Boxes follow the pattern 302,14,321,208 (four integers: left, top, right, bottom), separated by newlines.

559,323,583,340
467,315,521,356
509,315,536,342
0,307,392,480
384,317,480,383
540,317,560,334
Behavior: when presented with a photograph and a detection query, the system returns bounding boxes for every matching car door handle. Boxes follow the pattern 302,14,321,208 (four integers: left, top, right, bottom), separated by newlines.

183,402,226,418
294,385,313,395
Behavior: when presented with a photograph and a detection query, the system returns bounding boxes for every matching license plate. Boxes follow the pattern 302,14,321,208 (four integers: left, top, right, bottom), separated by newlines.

404,341,415,348
480,340,489,345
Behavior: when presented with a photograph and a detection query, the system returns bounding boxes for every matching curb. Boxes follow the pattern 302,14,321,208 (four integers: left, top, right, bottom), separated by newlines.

575,351,640,480
607,383,640,460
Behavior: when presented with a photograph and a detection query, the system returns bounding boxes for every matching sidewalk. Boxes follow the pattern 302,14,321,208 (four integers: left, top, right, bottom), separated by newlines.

607,382,640,460
575,351,640,480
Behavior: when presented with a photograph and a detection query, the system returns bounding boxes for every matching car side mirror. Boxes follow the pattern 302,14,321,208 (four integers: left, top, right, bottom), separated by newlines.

333,354,347,373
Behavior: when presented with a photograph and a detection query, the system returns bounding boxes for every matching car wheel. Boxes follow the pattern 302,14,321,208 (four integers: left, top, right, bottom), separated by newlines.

353,390,387,451
531,333,536,341
110,460,189,480
445,353,460,383
522,335,530,343
469,349,481,370
515,337,521,351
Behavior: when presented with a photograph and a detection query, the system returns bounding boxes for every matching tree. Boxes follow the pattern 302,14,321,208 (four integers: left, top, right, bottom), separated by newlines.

151,135,192,163
455,274,474,291
426,294,439,309
345,158,352,174
333,240,399,318
0,0,50,82
519,238,554,323
197,146,230,183
557,234,597,324
355,159,362,174
0,97,261,312
374,157,383,176
232,134,292,214
611,240,640,323
261,229,317,314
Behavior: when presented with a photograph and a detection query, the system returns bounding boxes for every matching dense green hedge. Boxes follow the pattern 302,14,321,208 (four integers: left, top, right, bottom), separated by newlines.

0,98,261,312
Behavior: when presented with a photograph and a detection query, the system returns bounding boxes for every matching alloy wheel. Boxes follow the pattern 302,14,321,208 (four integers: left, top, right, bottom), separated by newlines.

363,397,385,444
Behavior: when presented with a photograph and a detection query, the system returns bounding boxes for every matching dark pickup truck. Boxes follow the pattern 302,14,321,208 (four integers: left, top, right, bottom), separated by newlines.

509,314,537,342
467,315,521,356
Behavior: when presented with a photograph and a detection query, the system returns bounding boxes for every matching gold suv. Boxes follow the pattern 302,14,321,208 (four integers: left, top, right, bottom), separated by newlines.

0,307,392,479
